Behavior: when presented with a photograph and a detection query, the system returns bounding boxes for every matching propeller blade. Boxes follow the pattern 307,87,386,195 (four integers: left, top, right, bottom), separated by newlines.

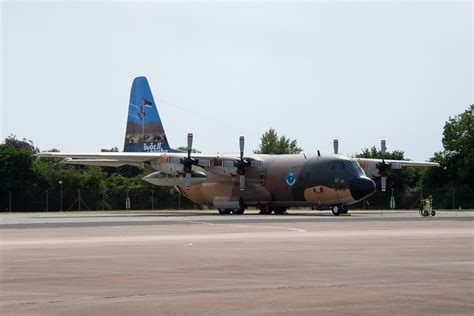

239,175,245,191
187,133,193,157
239,136,245,159
381,140,386,157
333,139,339,155
185,172,191,189
381,176,387,192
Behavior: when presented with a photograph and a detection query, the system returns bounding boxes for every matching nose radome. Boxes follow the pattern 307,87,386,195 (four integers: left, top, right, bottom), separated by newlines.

350,177,376,201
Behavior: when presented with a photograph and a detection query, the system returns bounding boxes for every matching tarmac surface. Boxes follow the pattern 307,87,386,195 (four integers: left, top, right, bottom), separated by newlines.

1,210,473,315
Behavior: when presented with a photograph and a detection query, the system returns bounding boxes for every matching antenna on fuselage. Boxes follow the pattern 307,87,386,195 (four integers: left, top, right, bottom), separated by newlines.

317,150,321,157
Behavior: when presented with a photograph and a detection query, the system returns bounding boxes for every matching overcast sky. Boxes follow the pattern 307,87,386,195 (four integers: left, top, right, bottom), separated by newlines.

1,0,472,161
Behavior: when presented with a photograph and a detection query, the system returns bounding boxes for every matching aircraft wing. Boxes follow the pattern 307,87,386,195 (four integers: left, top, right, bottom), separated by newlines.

355,158,439,177
36,152,263,175
36,151,172,171
36,152,171,162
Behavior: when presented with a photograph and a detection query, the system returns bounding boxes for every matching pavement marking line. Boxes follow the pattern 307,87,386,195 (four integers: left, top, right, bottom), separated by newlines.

183,220,307,232
1,228,472,246
5,253,181,263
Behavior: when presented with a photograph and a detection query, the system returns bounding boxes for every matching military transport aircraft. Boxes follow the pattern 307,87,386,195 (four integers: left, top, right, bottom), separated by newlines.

38,77,438,216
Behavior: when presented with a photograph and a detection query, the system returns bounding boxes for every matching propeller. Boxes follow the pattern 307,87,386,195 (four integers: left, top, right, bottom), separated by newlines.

234,136,250,191
375,139,391,192
179,133,198,189
333,139,339,154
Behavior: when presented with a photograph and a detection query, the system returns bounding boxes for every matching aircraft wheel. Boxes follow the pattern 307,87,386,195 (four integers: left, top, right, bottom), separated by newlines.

273,208,287,215
331,205,341,216
259,207,272,215
341,205,349,214
422,210,429,217
218,208,231,215
431,210,436,216
232,208,245,215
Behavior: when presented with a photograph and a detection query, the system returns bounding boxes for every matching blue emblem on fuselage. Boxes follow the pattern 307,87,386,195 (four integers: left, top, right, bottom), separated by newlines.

286,172,297,186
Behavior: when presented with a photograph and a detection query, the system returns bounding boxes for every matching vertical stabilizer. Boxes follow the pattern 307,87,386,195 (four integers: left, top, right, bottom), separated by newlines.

124,77,173,152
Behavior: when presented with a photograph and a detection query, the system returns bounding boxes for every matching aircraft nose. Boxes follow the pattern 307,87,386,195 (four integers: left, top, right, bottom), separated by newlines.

350,177,376,201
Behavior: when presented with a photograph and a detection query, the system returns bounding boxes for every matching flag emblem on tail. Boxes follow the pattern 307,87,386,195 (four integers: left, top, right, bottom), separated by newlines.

143,99,152,107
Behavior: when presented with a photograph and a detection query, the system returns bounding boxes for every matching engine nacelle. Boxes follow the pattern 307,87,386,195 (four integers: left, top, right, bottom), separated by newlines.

159,163,183,176
208,165,237,176
143,171,208,186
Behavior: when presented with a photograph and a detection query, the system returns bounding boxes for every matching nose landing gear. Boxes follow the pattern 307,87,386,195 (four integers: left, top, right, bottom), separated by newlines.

331,204,348,216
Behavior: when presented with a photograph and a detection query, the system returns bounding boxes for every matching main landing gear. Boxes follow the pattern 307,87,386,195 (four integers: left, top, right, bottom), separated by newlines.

331,204,348,216
259,206,287,215
218,208,245,215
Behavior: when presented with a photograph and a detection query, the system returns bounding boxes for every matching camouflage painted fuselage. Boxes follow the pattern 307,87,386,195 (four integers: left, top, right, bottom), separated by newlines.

178,154,375,209
36,76,437,213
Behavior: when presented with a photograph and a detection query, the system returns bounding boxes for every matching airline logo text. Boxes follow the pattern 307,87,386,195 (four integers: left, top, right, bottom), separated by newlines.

143,142,168,153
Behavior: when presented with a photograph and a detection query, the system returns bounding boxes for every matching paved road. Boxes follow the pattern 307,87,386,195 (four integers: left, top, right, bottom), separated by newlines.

1,210,473,315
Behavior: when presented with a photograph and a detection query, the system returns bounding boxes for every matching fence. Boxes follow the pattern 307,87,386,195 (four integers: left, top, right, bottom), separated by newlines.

351,187,474,210
0,187,200,212
1,187,472,212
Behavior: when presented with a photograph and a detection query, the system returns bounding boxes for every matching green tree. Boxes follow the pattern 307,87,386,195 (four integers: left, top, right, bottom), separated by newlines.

441,105,473,188
176,146,201,153
101,147,119,152
355,147,406,161
0,135,202,211
254,128,303,154
100,146,142,177
421,105,473,208
4,134,39,154
0,144,38,193
0,138,50,211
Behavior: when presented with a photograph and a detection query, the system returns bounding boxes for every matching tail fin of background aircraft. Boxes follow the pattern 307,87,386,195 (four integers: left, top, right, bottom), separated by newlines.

124,76,175,152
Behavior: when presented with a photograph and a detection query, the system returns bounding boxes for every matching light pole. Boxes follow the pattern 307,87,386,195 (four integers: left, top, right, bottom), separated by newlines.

125,189,130,210
151,188,154,210
59,180,63,212
390,189,395,209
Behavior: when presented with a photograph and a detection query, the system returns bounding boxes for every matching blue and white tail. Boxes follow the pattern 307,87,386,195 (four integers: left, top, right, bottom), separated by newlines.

124,77,176,153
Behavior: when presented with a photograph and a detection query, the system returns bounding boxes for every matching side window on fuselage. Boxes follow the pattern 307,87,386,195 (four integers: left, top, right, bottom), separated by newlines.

259,173,266,186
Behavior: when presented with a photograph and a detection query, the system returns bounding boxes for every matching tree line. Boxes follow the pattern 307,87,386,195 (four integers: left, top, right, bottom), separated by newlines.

1,105,472,211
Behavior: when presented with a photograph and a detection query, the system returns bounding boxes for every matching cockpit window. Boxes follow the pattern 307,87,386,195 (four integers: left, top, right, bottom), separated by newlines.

348,160,365,176
330,161,346,170
330,160,365,176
